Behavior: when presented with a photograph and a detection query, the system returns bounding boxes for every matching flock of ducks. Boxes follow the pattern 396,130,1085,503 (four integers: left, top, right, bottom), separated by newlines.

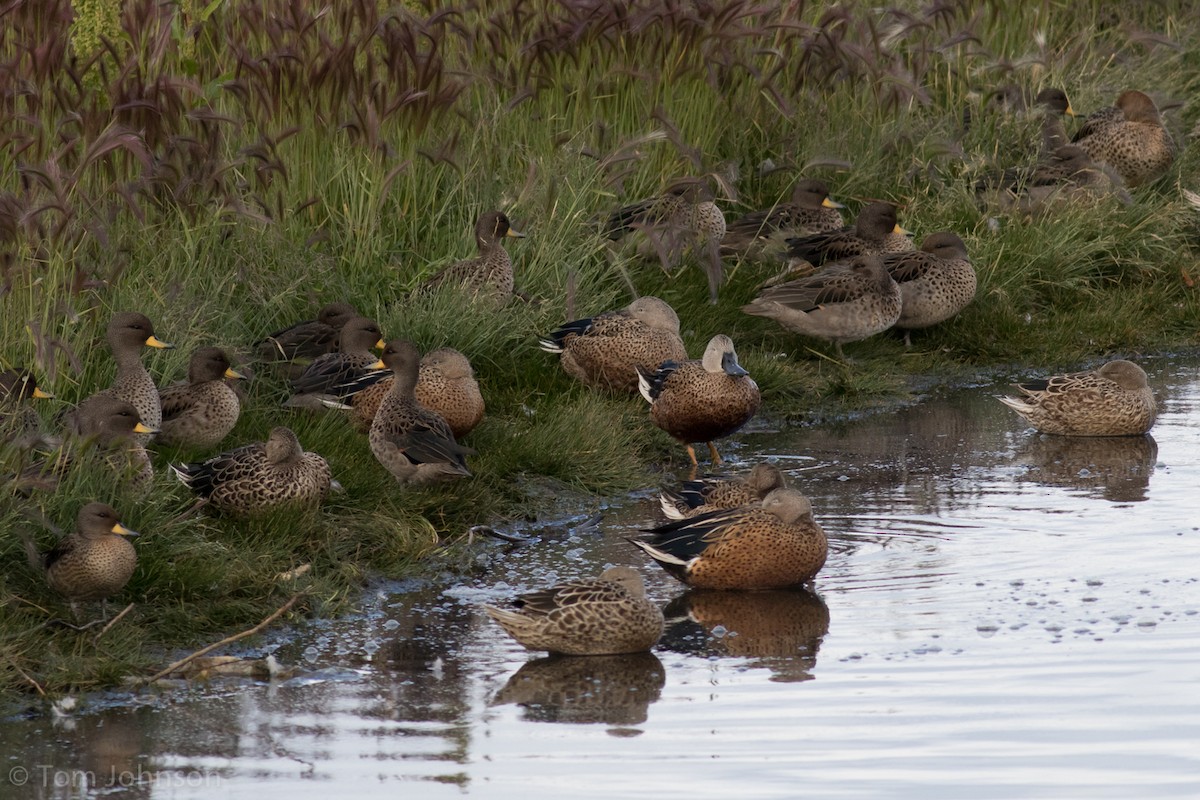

1,86,1170,655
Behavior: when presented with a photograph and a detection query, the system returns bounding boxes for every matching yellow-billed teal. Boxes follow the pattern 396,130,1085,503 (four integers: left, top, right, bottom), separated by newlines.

368,340,473,485
659,462,788,520
350,347,484,438
1035,88,1076,153
95,311,173,445
539,296,688,394
631,488,827,590
1,369,53,449
171,426,337,515
284,316,387,409
976,145,1129,215
485,566,664,656
1073,90,1175,186
998,360,1156,436
36,502,139,618
637,334,761,469
884,232,976,346
783,201,912,270
720,179,845,260
158,347,244,449
607,178,727,304
256,302,358,363
742,254,903,360
421,211,525,300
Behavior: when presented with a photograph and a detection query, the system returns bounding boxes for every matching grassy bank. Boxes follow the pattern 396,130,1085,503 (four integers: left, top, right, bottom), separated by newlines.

1,0,1198,694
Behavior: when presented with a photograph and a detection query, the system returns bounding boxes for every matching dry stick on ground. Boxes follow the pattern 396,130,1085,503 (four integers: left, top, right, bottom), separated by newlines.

93,603,135,643
11,661,46,696
136,592,305,687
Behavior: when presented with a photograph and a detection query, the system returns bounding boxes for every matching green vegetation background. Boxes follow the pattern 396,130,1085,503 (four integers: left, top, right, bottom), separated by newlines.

1,0,1197,692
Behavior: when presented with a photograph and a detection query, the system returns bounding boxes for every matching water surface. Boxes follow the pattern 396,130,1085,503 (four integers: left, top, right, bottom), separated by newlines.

4,356,1199,799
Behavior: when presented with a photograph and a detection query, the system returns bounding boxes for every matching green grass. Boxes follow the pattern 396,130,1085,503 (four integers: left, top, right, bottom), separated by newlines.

1,0,1199,693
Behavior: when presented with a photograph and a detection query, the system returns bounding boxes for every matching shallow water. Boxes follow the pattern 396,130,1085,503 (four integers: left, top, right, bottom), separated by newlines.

5,355,1200,799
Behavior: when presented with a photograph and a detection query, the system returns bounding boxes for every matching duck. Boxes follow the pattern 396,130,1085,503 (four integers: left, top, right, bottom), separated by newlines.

631,488,828,590
256,302,359,363
782,201,912,271
606,178,727,303
1,369,53,449
484,566,664,656
171,426,337,515
368,340,474,485
883,232,976,346
1035,87,1076,153
976,145,1129,215
283,316,387,409
420,211,525,301
157,347,245,449
998,359,1156,436
30,502,139,619
659,462,788,520
43,396,157,491
742,254,903,360
539,296,688,394
94,311,173,444
719,179,845,260
637,334,761,469
1072,90,1175,186
349,346,484,438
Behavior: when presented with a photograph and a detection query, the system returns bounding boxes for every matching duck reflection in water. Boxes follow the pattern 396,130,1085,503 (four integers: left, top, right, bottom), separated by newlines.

1012,433,1158,503
660,589,830,683
492,652,666,726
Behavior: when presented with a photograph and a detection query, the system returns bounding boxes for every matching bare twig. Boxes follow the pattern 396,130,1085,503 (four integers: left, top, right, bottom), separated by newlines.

136,593,305,687
11,661,45,696
93,603,135,643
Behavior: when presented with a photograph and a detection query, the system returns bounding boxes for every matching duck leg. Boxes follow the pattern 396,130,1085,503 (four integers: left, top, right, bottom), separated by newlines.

707,441,723,466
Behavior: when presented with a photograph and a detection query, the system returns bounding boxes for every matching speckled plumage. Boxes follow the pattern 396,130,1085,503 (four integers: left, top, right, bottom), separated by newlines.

607,178,727,303
421,211,524,300
368,340,474,485
171,426,335,514
1035,88,1076,153
41,503,139,613
256,302,358,363
632,488,828,590
350,347,484,438
637,334,761,467
284,317,386,408
720,179,845,260
884,232,976,344
783,201,912,269
742,254,903,359
660,462,788,520
977,145,1130,215
539,296,687,393
1073,90,1175,186
94,311,173,445
158,347,244,449
485,566,664,656
998,360,1156,436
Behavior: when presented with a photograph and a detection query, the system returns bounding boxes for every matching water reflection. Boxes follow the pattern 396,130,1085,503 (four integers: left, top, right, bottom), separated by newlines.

661,589,829,682
1011,433,1158,502
491,652,665,726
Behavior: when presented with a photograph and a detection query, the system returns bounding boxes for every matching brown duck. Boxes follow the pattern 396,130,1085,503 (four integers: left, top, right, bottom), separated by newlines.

1073,90,1175,186
32,502,139,618
637,334,761,469
539,296,688,394
1,369,53,449
421,211,525,300
368,340,474,485
720,179,845,260
171,426,337,515
350,347,484,438
742,254,903,359
631,488,828,590
884,232,976,346
782,201,912,269
158,347,245,449
485,566,664,656
659,462,788,520
998,360,1156,436
284,316,387,409
95,311,173,444
256,302,358,363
